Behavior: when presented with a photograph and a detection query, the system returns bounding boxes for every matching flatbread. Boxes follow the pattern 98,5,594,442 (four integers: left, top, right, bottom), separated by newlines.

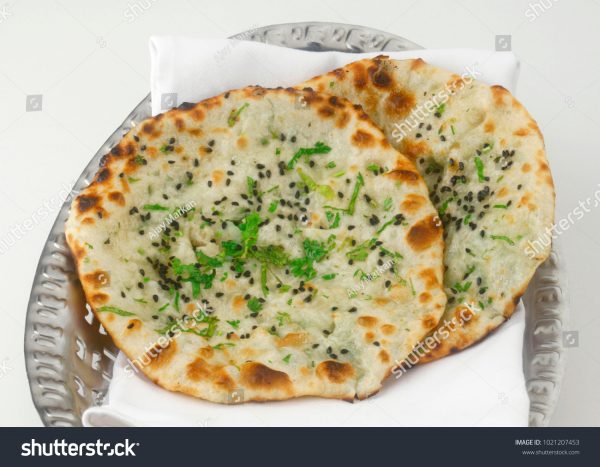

299,57,554,362
65,86,446,403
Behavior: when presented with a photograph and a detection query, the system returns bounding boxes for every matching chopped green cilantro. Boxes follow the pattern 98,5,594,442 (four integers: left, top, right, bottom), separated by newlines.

195,250,224,268
287,142,331,169
276,312,291,326
171,258,216,298
247,297,263,313
212,343,235,350
491,235,515,246
474,156,486,182
346,238,377,262
452,281,472,293
289,236,335,280
383,197,393,212
325,211,341,229
227,102,249,127
247,176,256,197
252,245,289,266
324,173,364,215
297,167,334,199
260,263,269,297
236,212,261,258
367,163,381,175
143,203,169,211
439,197,454,215
181,313,219,339
98,306,135,317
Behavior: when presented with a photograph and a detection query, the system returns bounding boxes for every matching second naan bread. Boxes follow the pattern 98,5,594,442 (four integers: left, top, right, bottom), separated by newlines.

299,57,554,362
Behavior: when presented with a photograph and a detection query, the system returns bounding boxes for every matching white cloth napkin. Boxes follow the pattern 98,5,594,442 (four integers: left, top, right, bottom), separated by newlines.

83,306,527,427
83,38,527,427
149,38,519,116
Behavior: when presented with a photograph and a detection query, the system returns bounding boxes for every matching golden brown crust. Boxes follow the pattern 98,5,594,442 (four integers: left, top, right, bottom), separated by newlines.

406,215,443,252
316,361,355,384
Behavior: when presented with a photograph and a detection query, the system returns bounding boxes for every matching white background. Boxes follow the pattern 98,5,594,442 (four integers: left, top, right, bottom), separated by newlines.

0,0,598,426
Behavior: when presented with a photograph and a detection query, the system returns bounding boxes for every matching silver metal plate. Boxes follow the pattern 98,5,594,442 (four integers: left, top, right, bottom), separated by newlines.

25,22,566,427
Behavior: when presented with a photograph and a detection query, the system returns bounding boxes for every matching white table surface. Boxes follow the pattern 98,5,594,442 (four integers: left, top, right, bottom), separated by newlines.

0,0,598,427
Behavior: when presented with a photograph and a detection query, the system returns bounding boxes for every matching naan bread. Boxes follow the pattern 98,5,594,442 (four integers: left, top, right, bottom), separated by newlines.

299,57,554,362
66,86,446,403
